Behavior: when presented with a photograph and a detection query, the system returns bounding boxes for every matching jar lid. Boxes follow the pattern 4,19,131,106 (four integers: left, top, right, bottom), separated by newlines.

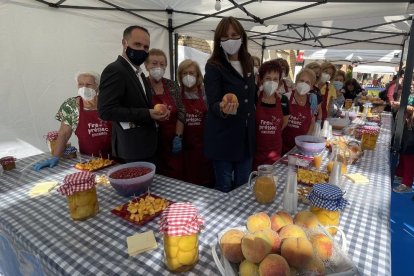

57,172,96,196
45,131,59,141
63,146,77,155
0,156,16,165
361,125,380,135
159,202,204,236
307,184,348,211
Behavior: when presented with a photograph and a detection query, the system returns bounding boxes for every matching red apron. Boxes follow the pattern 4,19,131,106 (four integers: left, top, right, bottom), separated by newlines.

282,92,312,154
182,87,214,186
75,97,112,156
253,93,284,170
321,83,330,121
152,79,183,180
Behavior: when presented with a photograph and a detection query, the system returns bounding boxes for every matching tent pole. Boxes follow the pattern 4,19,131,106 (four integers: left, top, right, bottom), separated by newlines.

261,37,266,64
392,20,414,152
398,39,406,72
167,9,174,80
174,33,179,82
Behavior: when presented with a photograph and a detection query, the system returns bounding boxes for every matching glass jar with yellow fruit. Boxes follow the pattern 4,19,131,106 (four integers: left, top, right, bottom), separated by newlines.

248,164,277,204
308,184,348,236
57,171,99,221
160,203,204,273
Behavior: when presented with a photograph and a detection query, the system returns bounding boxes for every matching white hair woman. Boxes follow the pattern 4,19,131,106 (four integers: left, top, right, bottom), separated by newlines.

33,71,112,171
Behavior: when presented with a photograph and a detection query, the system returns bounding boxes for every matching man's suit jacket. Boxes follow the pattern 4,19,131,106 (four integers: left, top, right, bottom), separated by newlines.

98,56,157,160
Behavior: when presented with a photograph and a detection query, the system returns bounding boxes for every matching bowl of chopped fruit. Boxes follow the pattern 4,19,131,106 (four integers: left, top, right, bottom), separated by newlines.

107,162,156,197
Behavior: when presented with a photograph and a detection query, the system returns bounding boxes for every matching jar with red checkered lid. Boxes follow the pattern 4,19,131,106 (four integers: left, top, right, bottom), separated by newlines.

159,202,204,272
58,171,99,220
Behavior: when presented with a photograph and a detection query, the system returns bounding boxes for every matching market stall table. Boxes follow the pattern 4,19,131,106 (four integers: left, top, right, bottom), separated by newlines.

0,114,392,276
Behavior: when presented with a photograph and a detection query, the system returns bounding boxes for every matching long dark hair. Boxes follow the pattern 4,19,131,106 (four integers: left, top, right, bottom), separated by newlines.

207,17,253,77
344,78,362,93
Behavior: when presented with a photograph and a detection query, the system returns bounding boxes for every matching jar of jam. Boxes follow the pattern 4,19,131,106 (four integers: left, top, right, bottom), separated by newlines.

0,156,16,171
308,184,348,235
57,172,99,221
159,203,204,273
45,131,59,155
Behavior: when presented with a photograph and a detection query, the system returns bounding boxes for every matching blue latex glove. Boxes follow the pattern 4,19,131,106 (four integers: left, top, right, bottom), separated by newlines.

33,157,59,171
309,93,318,115
171,136,183,154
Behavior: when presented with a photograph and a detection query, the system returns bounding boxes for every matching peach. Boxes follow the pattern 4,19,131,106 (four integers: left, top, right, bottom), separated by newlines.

281,237,313,268
220,229,245,263
310,233,333,261
239,260,259,276
304,257,326,275
293,210,319,230
254,229,281,254
222,93,238,103
154,103,168,114
270,211,293,232
247,212,271,233
278,224,306,240
241,232,271,263
258,254,290,276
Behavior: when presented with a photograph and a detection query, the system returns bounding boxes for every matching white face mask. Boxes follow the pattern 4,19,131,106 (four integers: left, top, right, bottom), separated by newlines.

320,73,331,83
220,38,242,55
296,82,311,95
182,75,196,88
253,67,259,75
78,87,96,101
149,67,165,81
263,81,279,97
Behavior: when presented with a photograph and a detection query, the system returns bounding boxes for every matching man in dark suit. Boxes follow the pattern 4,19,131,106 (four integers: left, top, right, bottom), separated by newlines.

98,26,169,162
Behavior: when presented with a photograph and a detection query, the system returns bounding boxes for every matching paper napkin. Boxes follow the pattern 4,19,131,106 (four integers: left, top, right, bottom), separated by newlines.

29,181,58,197
344,173,370,184
127,231,158,256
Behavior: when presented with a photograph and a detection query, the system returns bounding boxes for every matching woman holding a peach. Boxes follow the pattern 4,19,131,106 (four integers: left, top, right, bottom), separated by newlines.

204,17,256,192
145,49,185,180
253,60,290,170
282,69,316,154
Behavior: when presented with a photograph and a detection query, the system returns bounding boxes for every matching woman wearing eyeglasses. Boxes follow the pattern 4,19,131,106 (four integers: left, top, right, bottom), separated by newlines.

204,17,256,192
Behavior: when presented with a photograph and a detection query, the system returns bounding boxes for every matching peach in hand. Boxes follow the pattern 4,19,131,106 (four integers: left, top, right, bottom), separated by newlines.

270,211,293,232
222,93,238,104
154,103,168,114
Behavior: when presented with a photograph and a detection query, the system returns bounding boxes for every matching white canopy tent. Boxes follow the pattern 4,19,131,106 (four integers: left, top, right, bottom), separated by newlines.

0,0,413,157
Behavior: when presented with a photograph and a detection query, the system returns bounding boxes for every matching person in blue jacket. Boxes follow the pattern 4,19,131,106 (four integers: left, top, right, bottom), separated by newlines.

203,16,256,192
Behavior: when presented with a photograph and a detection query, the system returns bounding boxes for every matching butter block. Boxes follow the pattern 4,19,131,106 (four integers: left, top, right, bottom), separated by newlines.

127,231,158,256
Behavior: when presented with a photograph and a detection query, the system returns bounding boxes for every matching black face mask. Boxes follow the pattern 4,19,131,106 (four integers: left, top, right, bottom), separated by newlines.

126,47,148,66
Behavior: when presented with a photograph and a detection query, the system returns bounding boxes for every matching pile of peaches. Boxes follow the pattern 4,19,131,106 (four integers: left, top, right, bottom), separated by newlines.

220,210,335,276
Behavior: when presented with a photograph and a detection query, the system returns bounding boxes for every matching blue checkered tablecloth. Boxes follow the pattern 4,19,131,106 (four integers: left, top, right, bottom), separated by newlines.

0,113,392,276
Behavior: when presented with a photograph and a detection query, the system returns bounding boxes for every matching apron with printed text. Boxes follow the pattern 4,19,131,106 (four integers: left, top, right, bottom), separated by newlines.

253,93,284,170
152,79,183,180
75,97,112,156
282,92,312,154
182,87,214,185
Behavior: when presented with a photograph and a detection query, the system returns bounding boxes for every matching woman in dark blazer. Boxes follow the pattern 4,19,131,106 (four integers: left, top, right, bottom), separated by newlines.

204,17,256,192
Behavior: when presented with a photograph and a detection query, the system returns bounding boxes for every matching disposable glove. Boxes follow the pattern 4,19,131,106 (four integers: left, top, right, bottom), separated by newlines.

171,136,183,154
309,93,318,115
33,157,59,171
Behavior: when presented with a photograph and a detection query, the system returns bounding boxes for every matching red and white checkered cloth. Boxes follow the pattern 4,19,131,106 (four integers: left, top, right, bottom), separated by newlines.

57,172,96,196
159,202,204,236
45,131,59,141
361,125,380,135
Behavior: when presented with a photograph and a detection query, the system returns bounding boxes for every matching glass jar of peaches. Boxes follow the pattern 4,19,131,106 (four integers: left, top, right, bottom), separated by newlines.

160,203,204,273
57,172,99,221
308,184,348,236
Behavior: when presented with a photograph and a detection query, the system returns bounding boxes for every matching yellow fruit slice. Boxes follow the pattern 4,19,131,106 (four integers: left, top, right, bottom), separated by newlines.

165,235,180,247
177,248,197,265
166,257,182,271
178,234,197,251
165,245,179,258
